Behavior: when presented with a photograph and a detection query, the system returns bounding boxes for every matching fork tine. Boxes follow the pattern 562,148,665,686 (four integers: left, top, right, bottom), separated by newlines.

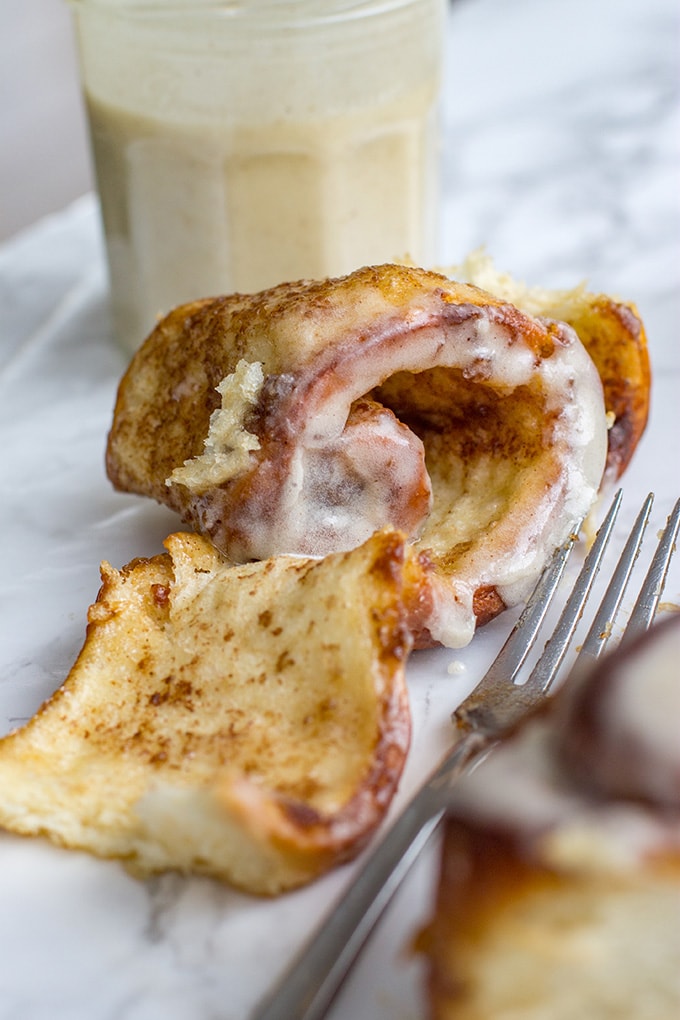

454,490,622,728
621,495,680,643
575,491,654,665
467,490,623,704
485,488,622,703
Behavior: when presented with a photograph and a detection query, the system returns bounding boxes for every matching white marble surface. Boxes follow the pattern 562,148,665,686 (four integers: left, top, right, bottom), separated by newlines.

1,0,679,1017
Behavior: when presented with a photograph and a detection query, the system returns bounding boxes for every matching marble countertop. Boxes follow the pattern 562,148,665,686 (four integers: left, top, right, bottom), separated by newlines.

1,0,679,1017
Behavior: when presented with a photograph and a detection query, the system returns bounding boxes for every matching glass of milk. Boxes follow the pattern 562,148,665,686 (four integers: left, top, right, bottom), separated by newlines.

68,0,447,353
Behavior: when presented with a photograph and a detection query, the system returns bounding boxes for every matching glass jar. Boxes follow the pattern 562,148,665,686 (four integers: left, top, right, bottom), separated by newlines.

69,0,446,352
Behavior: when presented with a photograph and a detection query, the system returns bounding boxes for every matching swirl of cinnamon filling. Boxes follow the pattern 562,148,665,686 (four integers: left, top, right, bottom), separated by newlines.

107,264,609,647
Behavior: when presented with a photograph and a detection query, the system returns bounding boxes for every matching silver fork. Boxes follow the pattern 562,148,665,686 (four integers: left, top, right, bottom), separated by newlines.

253,489,680,1020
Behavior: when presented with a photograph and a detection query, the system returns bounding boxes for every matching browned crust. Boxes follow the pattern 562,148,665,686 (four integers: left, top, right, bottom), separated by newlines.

471,585,506,627
105,264,559,518
560,295,650,480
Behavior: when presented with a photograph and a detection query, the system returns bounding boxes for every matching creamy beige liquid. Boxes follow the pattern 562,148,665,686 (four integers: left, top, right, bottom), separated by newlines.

87,84,439,352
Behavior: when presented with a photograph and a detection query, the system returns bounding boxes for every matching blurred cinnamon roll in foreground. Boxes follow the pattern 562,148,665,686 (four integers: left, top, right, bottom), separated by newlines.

421,615,680,1019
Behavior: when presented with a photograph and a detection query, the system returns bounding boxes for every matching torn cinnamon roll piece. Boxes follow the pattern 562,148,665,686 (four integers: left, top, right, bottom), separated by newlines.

107,263,610,647
0,529,416,894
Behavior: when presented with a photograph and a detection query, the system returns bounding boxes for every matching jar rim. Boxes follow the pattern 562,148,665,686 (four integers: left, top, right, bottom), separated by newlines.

67,0,432,19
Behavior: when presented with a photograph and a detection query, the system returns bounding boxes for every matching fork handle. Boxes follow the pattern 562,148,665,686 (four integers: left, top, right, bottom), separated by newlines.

252,730,489,1020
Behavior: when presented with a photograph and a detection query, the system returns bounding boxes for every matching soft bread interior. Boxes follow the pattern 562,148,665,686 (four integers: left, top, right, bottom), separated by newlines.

0,529,416,894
